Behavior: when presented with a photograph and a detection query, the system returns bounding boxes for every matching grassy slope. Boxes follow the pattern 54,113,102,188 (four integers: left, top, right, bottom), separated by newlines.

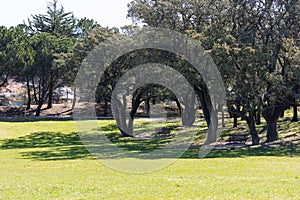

0,110,299,199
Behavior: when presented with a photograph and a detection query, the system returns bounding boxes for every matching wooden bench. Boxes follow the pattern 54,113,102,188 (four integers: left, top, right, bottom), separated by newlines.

227,134,249,144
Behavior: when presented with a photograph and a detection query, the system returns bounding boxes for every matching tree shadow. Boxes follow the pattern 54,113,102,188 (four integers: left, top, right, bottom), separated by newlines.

21,146,91,161
1,132,82,149
0,132,91,160
1,124,299,161
206,145,299,158
104,131,174,153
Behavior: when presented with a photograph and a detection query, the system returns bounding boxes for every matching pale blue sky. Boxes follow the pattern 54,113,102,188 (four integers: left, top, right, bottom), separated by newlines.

0,0,133,28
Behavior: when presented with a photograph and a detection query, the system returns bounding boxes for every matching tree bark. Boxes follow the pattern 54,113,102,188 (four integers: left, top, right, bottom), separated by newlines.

71,87,76,110
195,87,211,127
126,98,142,136
47,83,54,109
291,97,298,122
226,103,238,127
256,111,261,125
263,106,284,143
175,98,181,115
145,98,150,117
233,115,238,127
114,97,131,137
204,109,218,144
246,116,260,145
266,119,279,142
182,92,196,127
114,90,143,137
222,109,225,128
35,102,43,116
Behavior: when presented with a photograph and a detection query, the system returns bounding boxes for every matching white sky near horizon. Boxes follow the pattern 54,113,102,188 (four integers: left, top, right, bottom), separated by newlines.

0,0,133,28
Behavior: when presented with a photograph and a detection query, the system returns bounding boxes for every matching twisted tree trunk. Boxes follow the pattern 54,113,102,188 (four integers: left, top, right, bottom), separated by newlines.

263,106,285,143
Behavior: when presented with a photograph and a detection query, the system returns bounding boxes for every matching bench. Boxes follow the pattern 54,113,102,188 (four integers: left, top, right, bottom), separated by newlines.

227,134,249,144
155,127,172,137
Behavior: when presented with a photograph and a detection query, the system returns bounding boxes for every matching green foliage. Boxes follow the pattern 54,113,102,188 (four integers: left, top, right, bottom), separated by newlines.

0,0,298,141
27,0,76,37
0,26,34,85
128,0,300,143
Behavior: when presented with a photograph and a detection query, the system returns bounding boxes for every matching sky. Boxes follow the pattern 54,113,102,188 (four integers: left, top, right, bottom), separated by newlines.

0,0,133,28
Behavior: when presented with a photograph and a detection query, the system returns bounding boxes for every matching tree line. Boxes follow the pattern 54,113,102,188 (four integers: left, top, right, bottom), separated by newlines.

0,0,109,116
0,0,299,145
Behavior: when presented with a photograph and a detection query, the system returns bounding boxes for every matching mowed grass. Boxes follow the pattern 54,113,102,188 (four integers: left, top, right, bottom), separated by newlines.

0,114,299,199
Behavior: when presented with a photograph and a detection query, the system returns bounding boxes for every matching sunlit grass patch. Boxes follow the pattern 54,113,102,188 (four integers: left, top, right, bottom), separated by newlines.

0,110,299,199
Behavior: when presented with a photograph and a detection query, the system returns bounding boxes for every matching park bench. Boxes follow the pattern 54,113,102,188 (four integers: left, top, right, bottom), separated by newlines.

227,134,249,144
155,127,172,138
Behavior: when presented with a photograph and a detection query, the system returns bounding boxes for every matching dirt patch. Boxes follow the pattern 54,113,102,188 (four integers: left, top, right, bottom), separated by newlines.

0,104,72,117
0,103,115,117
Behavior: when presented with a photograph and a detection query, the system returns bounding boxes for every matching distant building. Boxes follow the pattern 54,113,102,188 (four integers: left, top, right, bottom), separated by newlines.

53,86,74,104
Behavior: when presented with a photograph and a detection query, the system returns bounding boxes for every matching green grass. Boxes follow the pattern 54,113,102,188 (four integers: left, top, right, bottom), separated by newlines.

0,112,299,199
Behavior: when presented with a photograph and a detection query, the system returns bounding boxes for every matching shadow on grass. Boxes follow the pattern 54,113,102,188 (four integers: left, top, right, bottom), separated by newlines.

20,146,91,160
104,132,174,153
204,145,300,159
0,123,299,161
0,132,91,160
1,132,82,149
177,144,300,159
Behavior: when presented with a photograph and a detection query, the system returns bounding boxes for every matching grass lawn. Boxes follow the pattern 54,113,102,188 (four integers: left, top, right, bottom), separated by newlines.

0,113,299,199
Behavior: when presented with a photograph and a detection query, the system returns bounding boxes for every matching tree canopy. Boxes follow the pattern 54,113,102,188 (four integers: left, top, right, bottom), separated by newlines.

0,0,298,143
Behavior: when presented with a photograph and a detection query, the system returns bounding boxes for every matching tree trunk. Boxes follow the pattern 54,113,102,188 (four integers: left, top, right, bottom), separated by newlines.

222,109,225,128
247,116,260,145
71,87,76,110
127,99,142,136
35,81,44,116
182,92,196,127
120,95,130,136
204,109,218,144
113,92,144,137
256,111,261,125
175,98,181,115
263,106,284,143
195,88,211,127
35,102,43,116
151,98,156,105
114,97,131,137
227,103,238,127
266,119,278,142
103,100,108,117
47,83,54,109
280,110,285,118
26,77,31,110
32,77,38,105
233,115,238,128
145,98,150,117
291,97,298,122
